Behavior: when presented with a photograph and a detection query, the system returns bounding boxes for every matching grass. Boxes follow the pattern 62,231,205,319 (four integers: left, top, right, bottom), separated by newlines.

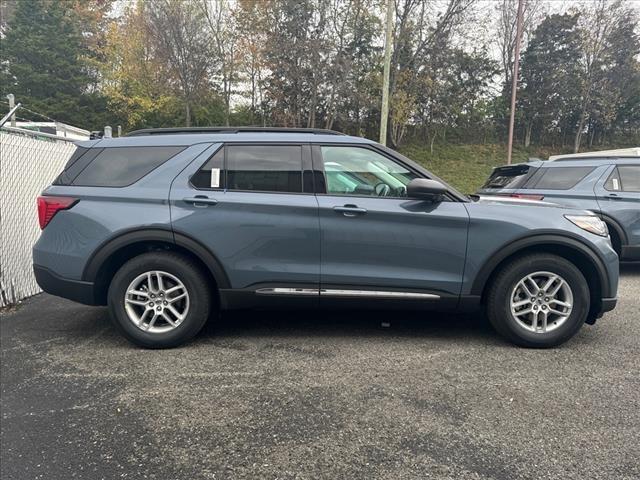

397,143,631,195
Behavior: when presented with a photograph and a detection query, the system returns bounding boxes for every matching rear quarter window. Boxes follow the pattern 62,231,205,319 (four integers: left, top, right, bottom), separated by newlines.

71,146,185,187
530,166,594,190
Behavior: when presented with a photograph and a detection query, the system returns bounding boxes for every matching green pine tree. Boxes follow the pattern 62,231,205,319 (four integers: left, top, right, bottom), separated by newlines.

0,0,101,129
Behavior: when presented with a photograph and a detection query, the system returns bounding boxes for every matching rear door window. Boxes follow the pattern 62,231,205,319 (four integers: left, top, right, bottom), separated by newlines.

619,165,640,192
226,145,303,193
72,146,185,187
482,165,533,189
530,167,594,190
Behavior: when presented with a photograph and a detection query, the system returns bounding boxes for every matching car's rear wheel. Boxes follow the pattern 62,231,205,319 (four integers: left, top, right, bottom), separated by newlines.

108,251,212,348
486,253,590,348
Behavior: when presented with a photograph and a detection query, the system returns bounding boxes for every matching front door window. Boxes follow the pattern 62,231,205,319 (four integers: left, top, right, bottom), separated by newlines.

320,146,418,197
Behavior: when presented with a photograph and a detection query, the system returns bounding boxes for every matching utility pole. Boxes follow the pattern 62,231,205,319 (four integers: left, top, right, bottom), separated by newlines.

506,0,525,165
379,0,394,146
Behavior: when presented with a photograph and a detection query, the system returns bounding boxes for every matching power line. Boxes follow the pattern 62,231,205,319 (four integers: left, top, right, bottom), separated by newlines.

1,99,59,123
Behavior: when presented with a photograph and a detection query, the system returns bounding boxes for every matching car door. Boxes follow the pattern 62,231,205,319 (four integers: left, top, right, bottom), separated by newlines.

313,144,469,303
595,163,640,257
169,142,321,293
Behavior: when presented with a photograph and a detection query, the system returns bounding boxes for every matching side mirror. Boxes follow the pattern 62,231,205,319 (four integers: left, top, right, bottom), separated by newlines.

407,178,447,201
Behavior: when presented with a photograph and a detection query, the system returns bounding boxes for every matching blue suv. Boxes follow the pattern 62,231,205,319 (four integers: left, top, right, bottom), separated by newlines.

33,128,619,348
478,156,640,261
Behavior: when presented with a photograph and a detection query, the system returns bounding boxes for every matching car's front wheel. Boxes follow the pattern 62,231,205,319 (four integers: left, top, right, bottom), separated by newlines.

107,251,212,348
486,253,590,348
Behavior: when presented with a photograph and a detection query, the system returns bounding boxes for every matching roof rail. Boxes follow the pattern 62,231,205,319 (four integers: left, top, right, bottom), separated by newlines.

550,155,639,162
126,127,345,137
548,148,640,161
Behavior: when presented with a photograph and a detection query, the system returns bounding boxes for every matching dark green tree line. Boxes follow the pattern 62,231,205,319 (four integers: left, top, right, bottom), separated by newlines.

1,0,638,149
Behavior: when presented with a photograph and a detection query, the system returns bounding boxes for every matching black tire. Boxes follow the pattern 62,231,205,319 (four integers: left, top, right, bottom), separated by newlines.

486,253,590,348
107,251,212,348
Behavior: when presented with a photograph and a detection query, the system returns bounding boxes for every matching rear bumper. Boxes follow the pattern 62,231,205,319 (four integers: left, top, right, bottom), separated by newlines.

621,245,640,261
33,265,98,305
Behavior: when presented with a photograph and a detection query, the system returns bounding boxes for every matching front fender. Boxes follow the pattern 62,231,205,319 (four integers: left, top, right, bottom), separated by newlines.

468,232,617,298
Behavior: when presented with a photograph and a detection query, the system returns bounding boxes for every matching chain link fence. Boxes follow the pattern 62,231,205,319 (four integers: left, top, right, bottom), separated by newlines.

1,129,76,307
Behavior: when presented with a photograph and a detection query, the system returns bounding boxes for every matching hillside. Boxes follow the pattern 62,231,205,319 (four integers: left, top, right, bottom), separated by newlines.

397,143,634,194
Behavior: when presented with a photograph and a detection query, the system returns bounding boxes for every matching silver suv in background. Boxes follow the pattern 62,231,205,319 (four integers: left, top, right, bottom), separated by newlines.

479,156,640,262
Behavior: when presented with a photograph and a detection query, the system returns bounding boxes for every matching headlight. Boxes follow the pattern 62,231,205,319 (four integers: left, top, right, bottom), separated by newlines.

564,215,608,237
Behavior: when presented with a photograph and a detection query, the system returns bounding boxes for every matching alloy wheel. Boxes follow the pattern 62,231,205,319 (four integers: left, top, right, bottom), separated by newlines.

510,271,574,333
124,270,190,334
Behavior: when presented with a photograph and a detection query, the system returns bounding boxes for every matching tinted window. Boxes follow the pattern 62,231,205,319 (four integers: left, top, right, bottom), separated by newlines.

619,165,640,192
321,146,418,197
63,147,88,169
604,168,621,191
191,148,224,189
532,167,594,190
72,146,184,187
226,145,302,193
482,165,532,189
53,147,103,185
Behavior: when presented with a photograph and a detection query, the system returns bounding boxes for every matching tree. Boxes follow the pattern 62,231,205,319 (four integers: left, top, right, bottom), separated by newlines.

200,0,239,126
580,3,640,147
519,13,582,147
496,0,542,95
101,1,180,130
0,0,112,129
147,0,212,127
235,0,270,125
387,0,477,146
573,0,628,152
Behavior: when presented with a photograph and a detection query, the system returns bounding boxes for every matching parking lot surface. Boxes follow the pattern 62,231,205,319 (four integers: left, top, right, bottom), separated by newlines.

1,265,639,480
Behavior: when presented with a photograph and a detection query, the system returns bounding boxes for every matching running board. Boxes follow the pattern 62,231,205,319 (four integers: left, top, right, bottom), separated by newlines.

255,287,440,300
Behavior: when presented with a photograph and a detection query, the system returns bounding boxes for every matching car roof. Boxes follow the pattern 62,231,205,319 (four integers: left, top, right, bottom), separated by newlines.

544,156,639,166
75,130,375,149
494,157,639,171
548,147,640,160
544,156,640,167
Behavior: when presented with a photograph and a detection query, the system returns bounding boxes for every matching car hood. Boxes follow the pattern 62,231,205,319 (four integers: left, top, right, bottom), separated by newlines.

475,195,558,207
473,195,592,213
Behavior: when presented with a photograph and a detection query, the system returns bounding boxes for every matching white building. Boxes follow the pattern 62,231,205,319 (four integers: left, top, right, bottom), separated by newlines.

14,121,90,141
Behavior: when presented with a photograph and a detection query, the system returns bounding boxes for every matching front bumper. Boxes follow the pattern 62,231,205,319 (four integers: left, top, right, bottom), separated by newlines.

587,296,618,324
33,265,98,305
600,297,618,313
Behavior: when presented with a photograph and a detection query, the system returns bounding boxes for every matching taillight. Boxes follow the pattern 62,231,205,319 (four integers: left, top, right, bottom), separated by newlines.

37,196,78,229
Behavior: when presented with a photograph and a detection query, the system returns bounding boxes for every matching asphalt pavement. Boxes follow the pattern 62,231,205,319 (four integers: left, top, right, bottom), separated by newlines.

1,264,639,480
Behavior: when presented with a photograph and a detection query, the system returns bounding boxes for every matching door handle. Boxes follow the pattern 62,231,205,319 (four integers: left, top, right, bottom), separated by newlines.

607,193,622,200
333,205,367,217
183,196,218,207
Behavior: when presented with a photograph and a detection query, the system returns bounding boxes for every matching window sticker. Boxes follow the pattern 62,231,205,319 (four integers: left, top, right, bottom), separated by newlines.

612,178,620,191
210,168,221,188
